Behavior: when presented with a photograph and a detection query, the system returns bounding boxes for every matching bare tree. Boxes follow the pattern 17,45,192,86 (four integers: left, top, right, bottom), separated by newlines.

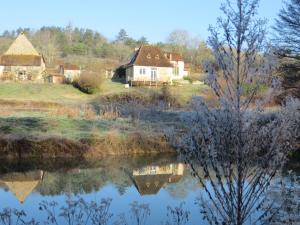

34,30,59,65
169,0,300,225
0,208,38,225
165,202,190,225
39,197,112,225
114,201,150,225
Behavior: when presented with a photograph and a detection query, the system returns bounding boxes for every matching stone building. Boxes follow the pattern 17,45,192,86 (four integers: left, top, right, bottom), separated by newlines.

0,33,46,81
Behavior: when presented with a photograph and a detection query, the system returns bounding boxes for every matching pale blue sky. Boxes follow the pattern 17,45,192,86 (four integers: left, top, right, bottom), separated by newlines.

0,0,283,42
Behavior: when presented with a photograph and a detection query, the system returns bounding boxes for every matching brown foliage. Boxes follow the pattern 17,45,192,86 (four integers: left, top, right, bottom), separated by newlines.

85,129,175,157
73,71,104,94
49,104,97,119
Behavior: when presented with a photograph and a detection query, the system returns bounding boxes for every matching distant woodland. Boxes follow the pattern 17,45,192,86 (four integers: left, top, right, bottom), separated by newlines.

0,25,214,73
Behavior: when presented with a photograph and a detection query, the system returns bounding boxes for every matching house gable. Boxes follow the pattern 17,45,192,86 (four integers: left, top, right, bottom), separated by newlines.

0,33,44,67
4,33,40,56
128,45,173,68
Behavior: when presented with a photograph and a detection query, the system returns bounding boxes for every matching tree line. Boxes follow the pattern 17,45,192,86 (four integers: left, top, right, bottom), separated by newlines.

0,25,214,73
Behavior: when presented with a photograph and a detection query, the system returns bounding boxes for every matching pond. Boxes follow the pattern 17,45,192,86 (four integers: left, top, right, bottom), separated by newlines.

0,154,299,225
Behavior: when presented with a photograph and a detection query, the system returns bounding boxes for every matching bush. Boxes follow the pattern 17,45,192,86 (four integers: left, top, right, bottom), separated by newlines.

242,83,268,96
183,76,193,84
73,72,104,94
113,65,126,81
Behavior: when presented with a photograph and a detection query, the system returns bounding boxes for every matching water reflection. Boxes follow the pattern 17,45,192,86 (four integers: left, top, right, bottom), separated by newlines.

0,156,187,203
131,163,184,195
0,157,298,225
0,170,44,204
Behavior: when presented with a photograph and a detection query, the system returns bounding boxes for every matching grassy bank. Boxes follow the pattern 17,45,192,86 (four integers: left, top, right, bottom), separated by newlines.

0,80,209,159
0,111,175,159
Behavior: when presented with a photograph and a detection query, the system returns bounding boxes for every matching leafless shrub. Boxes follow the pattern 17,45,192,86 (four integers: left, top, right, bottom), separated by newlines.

126,100,143,126
39,196,112,225
167,0,300,224
165,202,190,225
0,208,38,225
264,171,300,225
81,104,97,119
49,106,81,118
48,104,97,119
114,201,150,225
169,96,299,225
100,104,120,120
149,86,179,110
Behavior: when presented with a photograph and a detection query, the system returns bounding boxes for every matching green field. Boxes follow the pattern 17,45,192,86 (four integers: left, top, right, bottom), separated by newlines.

0,80,208,105
0,82,89,104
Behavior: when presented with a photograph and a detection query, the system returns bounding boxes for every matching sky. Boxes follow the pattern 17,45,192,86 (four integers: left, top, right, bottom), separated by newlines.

0,0,284,43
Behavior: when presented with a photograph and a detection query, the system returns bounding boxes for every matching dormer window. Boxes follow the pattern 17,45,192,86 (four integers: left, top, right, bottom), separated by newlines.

147,53,151,59
155,54,160,60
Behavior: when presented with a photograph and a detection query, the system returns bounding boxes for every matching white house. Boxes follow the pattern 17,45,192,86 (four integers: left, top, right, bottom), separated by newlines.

164,52,189,80
125,46,190,85
125,45,174,84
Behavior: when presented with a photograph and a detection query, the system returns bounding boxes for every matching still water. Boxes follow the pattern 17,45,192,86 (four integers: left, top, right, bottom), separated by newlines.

0,154,299,225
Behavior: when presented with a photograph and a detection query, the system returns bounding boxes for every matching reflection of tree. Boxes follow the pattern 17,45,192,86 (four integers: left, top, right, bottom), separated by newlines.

165,171,200,199
0,155,182,197
264,171,300,224
1,198,187,225
37,168,131,196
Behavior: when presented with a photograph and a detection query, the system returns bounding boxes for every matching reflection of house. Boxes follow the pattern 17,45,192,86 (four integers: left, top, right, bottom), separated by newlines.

125,45,174,84
0,170,44,203
132,163,184,195
0,33,46,81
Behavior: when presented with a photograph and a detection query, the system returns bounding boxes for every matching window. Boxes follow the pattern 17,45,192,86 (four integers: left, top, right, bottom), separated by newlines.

151,68,157,81
147,53,151,59
155,54,160,60
139,68,146,75
18,71,27,81
174,66,179,76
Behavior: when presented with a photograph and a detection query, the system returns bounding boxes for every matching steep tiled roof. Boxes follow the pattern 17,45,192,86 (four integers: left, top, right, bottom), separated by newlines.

4,33,40,56
62,63,80,70
127,45,173,68
164,52,183,62
0,33,43,66
132,174,171,195
0,55,42,66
